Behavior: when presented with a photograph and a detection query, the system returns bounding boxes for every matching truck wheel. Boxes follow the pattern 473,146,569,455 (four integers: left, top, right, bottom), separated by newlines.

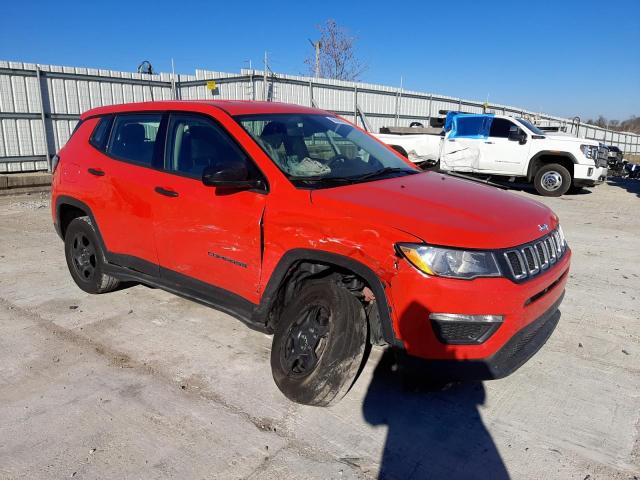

270,280,367,406
390,145,408,158
64,216,120,294
534,164,571,197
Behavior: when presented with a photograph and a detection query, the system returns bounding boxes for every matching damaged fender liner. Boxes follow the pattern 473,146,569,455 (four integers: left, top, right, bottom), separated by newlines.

254,249,403,348
54,197,403,347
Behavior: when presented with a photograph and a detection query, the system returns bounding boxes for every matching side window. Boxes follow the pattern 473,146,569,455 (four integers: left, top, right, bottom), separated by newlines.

450,116,490,138
489,118,517,138
166,114,258,179
107,114,162,165
89,116,113,151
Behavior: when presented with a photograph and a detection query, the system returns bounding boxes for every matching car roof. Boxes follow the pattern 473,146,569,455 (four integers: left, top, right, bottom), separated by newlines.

80,100,329,120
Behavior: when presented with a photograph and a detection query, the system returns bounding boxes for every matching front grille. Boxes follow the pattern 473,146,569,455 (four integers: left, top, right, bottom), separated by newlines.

597,146,608,161
501,229,567,281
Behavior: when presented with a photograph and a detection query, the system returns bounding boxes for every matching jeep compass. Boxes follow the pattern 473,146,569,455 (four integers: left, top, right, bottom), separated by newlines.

52,101,570,405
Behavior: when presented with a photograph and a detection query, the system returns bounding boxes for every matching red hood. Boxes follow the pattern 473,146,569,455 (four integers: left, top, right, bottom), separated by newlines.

311,172,558,249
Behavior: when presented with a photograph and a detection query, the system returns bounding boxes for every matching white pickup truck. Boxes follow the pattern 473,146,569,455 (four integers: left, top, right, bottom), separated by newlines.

373,113,608,197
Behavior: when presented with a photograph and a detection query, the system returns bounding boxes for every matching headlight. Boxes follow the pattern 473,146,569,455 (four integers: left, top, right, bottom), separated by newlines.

397,244,501,279
558,225,567,248
580,144,596,159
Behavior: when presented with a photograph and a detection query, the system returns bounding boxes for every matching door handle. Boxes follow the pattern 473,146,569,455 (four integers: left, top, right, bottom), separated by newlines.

88,168,105,176
484,141,494,144
448,139,456,142
154,186,179,198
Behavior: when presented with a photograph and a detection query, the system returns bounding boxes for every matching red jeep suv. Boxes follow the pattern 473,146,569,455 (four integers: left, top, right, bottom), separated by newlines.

52,101,570,405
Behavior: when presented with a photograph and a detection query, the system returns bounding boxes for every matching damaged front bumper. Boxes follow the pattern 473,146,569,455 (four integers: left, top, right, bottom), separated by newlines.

405,292,563,380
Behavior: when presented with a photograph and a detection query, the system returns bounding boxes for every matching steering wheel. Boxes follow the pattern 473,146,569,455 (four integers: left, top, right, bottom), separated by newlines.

327,154,349,169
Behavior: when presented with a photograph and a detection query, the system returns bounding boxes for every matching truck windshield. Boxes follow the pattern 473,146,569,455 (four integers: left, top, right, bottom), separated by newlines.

516,118,546,136
235,114,418,188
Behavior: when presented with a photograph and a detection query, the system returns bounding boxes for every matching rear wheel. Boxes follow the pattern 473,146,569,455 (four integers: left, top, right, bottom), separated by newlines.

390,145,408,158
64,216,120,294
534,164,571,197
270,280,368,406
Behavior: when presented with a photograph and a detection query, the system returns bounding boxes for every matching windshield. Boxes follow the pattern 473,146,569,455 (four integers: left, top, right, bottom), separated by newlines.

235,114,418,188
516,118,546,136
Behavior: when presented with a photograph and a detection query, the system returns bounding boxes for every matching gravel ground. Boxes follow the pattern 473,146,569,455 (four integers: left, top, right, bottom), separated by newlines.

0,180,639,480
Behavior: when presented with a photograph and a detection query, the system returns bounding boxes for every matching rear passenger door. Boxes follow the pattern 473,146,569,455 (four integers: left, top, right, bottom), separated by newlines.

440,115,487,172
90,113,166,274
152,113,267,302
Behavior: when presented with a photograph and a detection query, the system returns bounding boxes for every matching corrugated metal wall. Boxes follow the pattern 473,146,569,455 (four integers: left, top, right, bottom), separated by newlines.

1,60,638,173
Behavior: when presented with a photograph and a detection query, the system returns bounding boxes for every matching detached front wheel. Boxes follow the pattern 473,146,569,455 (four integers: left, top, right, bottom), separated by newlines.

270,280,368,406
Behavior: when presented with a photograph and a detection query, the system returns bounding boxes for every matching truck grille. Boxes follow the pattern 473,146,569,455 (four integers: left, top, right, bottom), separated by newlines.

597,146,608,161
502,229,567,281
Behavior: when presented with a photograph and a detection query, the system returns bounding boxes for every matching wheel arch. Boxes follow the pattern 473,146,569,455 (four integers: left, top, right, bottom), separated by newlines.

527,151,577,181
389,144,408,157
55,196,106,248
253,249,402,348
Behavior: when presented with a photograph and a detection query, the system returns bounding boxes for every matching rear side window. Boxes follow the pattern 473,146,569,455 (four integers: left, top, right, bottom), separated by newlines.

489,118,517,138
107,114,162,166
89,116,113,150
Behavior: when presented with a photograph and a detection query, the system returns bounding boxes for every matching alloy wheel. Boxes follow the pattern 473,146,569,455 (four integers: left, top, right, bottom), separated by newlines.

71,232,97,281
281,305,331,377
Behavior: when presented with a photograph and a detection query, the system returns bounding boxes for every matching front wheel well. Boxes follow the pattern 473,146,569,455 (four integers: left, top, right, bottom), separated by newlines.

390,145,408,157
264,260,385,345
528,155,574,181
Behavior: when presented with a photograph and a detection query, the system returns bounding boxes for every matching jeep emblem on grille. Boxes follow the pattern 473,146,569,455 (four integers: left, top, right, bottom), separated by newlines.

538,223,549,232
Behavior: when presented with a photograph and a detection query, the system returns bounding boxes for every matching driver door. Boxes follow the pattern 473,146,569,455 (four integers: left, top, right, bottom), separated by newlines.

478,118,531,174
152,112,267,301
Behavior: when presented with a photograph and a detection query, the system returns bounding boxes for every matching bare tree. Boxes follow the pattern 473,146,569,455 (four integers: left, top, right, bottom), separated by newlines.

305,19,367,81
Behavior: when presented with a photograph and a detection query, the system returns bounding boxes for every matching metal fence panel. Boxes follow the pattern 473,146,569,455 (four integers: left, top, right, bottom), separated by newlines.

0,59,638,173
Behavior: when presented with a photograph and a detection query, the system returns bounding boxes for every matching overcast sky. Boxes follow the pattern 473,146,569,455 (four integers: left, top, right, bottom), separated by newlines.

1,0,638,120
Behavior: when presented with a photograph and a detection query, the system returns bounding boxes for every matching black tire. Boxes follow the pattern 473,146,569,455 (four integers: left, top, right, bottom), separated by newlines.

270,280,367,406
533,163,571,197
64,216,120,294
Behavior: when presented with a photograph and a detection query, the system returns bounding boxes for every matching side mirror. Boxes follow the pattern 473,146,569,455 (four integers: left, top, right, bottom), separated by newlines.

508,129,527,145
202,164,263,190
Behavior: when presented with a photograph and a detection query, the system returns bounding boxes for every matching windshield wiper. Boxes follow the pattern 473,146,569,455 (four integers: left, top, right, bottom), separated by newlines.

288,168,418,187
288,175,354,184
347,167,418,181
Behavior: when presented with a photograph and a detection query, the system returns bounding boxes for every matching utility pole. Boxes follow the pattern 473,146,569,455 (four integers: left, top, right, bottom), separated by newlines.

395,76,403,127
308,39,321,78
263,51,268,101
171,58,177,100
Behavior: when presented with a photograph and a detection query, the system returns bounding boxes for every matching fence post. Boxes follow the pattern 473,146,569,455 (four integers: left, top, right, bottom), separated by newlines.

308,80,314,107
35,65,52,171
427,94,432,126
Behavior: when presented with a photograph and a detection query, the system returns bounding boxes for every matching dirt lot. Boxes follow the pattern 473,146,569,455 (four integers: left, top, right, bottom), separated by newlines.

0,179,639,480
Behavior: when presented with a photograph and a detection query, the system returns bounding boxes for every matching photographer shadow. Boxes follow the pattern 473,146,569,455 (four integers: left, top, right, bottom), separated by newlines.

362,349,510,480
